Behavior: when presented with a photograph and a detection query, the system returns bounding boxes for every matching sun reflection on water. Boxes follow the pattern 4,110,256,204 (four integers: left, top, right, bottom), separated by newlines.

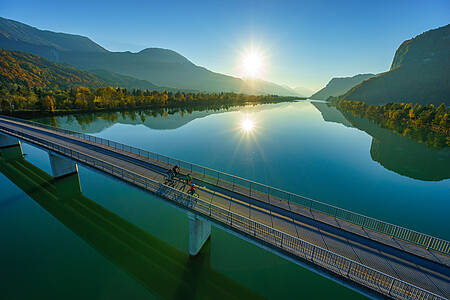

241,118,255,132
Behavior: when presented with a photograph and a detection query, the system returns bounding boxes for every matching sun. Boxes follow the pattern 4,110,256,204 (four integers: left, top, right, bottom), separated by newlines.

242,51,263,78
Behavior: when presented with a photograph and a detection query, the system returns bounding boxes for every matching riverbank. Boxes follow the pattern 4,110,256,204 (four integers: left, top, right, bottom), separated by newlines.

333,100,449,148
1,97,303,119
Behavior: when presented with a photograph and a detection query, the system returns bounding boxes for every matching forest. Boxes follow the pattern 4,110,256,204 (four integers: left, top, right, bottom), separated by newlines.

335,100,449,148
0,84,297,114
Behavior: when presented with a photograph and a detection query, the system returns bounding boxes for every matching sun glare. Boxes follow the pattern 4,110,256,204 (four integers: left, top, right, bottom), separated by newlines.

241,118,255,132
242,51,263,78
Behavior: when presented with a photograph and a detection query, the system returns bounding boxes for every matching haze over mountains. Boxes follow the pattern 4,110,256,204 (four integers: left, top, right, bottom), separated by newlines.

0,17,299,96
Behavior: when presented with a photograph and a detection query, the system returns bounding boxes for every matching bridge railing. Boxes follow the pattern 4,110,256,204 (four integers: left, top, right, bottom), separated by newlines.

0,115,449,256
0,123,445,300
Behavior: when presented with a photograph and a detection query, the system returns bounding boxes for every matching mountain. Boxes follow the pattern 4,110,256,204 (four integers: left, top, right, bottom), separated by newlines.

0,49,160,90
89,69,162,91
0,17,106,56
0,17,298,96
310,74,375,100
341,24,450,105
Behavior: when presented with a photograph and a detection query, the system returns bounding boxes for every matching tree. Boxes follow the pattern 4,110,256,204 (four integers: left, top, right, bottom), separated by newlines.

44,95,55,112
75,86,92,108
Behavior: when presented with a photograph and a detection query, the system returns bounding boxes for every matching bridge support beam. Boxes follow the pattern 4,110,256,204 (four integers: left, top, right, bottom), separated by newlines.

49,153,78,179
188,212,211,256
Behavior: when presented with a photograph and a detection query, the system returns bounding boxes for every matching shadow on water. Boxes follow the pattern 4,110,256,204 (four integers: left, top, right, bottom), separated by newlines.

312,102,450,181
0,146,264,300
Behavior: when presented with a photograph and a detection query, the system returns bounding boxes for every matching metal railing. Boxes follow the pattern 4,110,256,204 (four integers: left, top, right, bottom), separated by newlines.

0,115,449,256
0,124,445,300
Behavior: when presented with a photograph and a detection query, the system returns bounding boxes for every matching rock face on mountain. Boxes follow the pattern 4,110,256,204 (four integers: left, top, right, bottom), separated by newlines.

342,24,450,105
310,74,375,100
0,17,299,96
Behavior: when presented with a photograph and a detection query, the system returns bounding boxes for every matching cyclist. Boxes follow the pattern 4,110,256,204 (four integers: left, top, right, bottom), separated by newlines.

171,165,180,178
185,174,192,185
188,184,196,196
165,169,174,182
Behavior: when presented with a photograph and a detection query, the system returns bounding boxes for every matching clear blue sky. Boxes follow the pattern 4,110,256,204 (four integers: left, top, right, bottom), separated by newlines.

2,0,449,91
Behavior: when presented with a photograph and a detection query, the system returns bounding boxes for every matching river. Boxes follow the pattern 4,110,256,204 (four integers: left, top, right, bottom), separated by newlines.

1,100,448,299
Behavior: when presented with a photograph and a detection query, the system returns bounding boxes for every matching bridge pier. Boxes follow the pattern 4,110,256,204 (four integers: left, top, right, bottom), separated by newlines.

188,212,211,256
49,153,78,178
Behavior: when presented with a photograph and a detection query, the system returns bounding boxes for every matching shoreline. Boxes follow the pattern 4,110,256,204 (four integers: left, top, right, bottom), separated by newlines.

0,98,303,119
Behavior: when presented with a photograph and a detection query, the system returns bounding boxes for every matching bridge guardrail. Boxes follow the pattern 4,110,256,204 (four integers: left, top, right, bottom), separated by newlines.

0,123,445,300
0,115,449,256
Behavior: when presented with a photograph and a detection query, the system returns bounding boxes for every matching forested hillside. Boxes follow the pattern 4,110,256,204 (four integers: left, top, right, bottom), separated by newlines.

0,49,106,89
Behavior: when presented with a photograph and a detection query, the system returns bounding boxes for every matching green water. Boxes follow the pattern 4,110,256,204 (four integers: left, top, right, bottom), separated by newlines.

1,100,448,299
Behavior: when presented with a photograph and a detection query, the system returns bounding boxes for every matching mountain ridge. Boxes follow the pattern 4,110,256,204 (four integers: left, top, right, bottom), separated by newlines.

0,17,300,96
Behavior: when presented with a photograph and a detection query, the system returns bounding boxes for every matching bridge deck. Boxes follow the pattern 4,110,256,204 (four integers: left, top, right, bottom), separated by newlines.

0,117,448,299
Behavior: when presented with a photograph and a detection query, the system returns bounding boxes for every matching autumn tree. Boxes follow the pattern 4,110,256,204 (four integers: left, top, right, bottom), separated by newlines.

43,95,55,112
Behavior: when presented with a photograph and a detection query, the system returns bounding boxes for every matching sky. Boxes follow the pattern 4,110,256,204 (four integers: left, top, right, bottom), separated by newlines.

2,0,449,91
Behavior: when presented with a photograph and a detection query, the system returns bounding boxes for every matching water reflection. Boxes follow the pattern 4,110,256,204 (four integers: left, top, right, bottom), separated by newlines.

39,105,255,133
312,101,450,181
241,117,255,132
37,102,450,182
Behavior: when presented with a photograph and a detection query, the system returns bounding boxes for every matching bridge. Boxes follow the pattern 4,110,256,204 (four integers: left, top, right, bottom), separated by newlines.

0,115,449,300
0,148,263,299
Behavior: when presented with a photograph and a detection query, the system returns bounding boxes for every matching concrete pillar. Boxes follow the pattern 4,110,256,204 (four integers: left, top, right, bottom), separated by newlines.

188,212,211,256
49,153,78,178
0,133,20,148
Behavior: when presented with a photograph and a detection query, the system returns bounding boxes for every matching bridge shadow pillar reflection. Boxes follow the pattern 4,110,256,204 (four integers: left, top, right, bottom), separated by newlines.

49,153,78,179
0,133,22,161
188,212,211,256
52,172,82,199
